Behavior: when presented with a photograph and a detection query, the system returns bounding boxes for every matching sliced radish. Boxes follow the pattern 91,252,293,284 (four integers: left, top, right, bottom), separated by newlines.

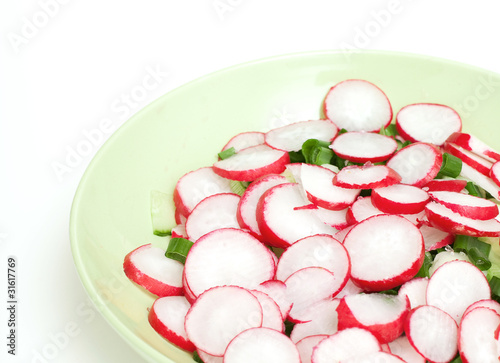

386,142,442,187
337,293,410,344
388,335,426,363
419,224,454,251
340,351,406,363
249,290,284,332
173,167,233,218
296,335,329,363
171,224,188,239
335,279,364,299
254,280,292,320
334,225,355,244
346,196,385,224
123,244,184,297
458,306,500,363
222,131,265,152
285,267,341,322
265,119,339,152
463,299,500,318
405,305,458,363
372,184,430,214
428,190,499,220
197,350,223,363
184,286,263,356
329,132,398,163
313,207,350,230
426,260,491,323
290,298,340,343
428,249,471,276
343,214,424,291
444,142,493,177
332,164,401,189
300,163,360,210
398,277,429,309
276,234,350,288
237,174,289,240
185,193,240,241
223,327,300,363
256,183,337,248
311,327,382,363
423,178,468,192
183,228,275,298
213,144,290,182
396,103,462,146
148,296,195,352
425,201,500,237
460,162,500,201
446,131,500,162
323,79,393,132
490,160,500,187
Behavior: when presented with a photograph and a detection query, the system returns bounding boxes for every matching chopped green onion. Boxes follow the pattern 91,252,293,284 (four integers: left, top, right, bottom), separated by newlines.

415,252,433,278
165,237,194,264
437,153,462,178
359,189,372,197
449,355,463,363
468,247,492,271
453,235,492,256
192,351,204,363
490,276,500,300
337,128,348,135
301,139,334,166
465,181,482,197
230,180,249,196
379,124,398,137
288,150,305,163
218,147,236,160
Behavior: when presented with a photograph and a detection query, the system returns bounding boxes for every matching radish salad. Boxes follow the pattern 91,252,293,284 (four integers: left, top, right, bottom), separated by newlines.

123,79,500,363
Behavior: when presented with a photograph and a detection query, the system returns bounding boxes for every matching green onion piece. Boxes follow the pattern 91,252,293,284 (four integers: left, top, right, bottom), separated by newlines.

284,320,295,337
230,180,249,196
415,252,433,278
378,288,399,295
192,351,204,363
165,238,194,264
288,150,305,163
359,189,372,197
489,276,500,301
449,355,463,363
313,147,334,165
468,247,492,271
465,181,482,197
337,128,348,135
437,153,462,178
301,139,334,166
218,147,236,160
379,124,398,137
453,235,492,256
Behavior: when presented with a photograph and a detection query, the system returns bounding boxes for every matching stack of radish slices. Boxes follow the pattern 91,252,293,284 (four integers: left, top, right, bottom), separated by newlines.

123,79,500,363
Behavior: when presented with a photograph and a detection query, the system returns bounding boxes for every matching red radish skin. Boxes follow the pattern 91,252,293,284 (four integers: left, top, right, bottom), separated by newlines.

221,131,265,152
323,79,393,132
404,305,458,363
329,132,398,163
332,164,402,189
398,277,429,309
184,286,263,357
223,327,301,363
265,119,338,152
463,299,500,318
372,184,430,215
428,190,499,220
490,161,500,187
337,293,410,344
213,144,290,182
290,299,340,343
425,201,500,237
343,214,425,291
173,167,233,218
460,162,500,201
426,260,491,324
444,142,493,177
148,296,195,352
387,142,443,187
123,244,184,297
423,179,468,193
171,224,188,239
446,131,500,162
396,103,462,146
183,228,276,298
419,224,454,251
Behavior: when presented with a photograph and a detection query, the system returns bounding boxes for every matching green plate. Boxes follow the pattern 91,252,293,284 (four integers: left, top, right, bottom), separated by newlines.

70,50,500,362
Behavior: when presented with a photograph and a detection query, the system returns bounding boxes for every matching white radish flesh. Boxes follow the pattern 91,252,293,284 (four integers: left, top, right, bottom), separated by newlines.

323,79,393,132
444,142,493,177
185,193,241,241
337,293,410,344
340,351,406,363
463,299,500,317
343,214,424,291
300,163,360,210
223,327,301,363
290,299,340,343
426,260,491,324
196,349,223,363
335,279,364,299
311,327,382,363
332,164,401,189
398,277,429,309
265,119,338,152
388,335,426,363
447,131,500,162
123,244,184,297
419,224,454,252
490,160,500,187
396,103,462,146
372,184,430,215
346,196,384,224
148,296,195,352
313,207,350,230
460,162,500,201
428,190,499,220
183,228,276,298
254,280,292,320
387,142,442,187
296,335,329,363
256,183,337,248
213,144,290,182
425,201,500,237
249,290,284,332
173,167,233,217
405,305,458,363
329,132,398,163
428,249,470,276
222,131,265,152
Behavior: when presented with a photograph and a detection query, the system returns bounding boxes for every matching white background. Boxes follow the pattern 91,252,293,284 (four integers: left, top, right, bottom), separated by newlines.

2,1,500,362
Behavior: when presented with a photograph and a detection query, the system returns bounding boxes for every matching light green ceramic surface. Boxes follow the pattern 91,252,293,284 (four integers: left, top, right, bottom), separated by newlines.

70,50,500,363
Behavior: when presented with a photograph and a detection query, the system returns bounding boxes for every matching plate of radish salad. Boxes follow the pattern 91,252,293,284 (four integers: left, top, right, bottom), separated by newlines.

123,77,500,363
